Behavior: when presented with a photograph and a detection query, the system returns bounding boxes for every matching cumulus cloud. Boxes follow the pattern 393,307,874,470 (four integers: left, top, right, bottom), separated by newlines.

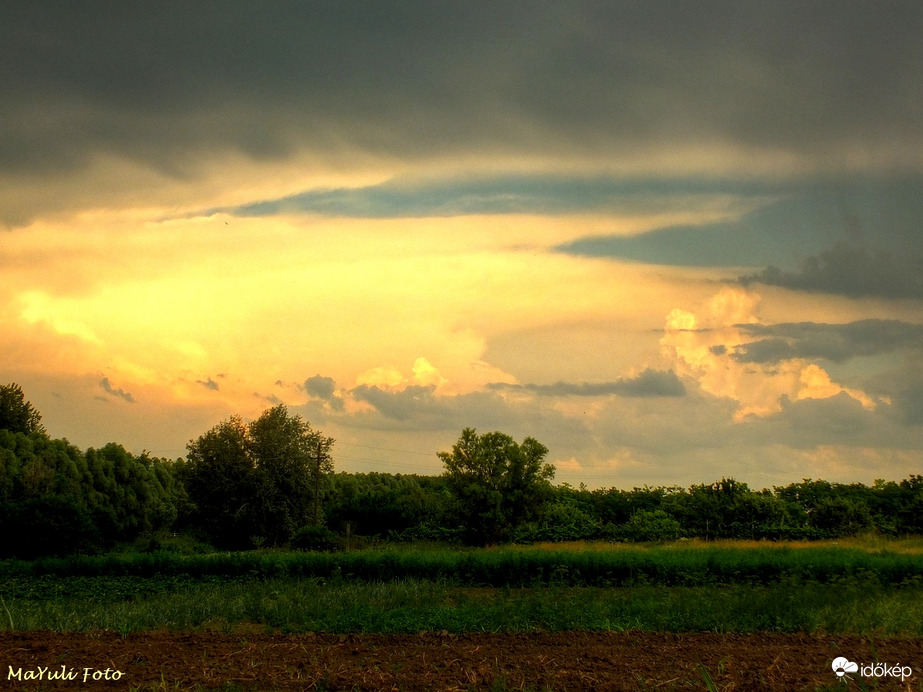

303,374,336,400
867,363,923,427
350,384,440,422
741,392,902,450
660,288,883,420
302,374,344,411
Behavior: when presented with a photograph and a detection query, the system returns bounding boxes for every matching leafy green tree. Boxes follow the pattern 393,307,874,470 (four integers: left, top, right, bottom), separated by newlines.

291,524,339,552
439,427,555,546
183,405,334,548
520,496,600,542
0,417,183,557
248,405,334,543
897,475,923,533
183,415,257,548
0,383,46,436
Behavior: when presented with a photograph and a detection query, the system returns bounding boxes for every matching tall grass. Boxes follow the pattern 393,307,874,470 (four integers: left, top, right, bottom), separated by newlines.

3,540,922,587
1,575,921,636
3,541,921,636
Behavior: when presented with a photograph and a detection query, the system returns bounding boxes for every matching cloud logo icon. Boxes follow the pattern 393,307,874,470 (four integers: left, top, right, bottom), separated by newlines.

832,657,859,677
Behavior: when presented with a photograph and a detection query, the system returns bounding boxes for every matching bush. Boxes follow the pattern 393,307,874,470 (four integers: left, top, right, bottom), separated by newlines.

514,500,601,543
386,521,463,543
615,509,683,543
291,525,339,552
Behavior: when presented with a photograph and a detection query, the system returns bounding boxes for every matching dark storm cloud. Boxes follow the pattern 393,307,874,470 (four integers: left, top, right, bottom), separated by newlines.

877,365,923,427
196,377,220,391
220,175,769,219
747,393,877,449
732,320,923,364
99,377,135,403
740,390,923,451
2,1,921,186
490,369,686,398
344,384,592,446
558,176,923,270
738,242,923,299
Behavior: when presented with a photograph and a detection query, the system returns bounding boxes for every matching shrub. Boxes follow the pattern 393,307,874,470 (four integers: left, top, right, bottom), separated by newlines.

615,509,683,543
291,525,339,552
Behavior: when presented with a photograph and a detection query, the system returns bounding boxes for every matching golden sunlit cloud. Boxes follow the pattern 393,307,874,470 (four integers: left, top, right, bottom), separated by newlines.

661,288,879,421
796,364,876,410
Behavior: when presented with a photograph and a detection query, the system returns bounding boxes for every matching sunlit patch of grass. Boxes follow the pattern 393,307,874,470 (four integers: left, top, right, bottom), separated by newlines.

490,535,923,555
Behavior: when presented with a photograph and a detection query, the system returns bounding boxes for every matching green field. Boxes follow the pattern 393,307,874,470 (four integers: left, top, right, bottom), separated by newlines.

2,538,922,637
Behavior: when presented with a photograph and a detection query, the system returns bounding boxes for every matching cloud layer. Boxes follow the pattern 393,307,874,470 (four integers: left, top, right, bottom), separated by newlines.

732,320,923,364
3,2,923,224
1,3,921,488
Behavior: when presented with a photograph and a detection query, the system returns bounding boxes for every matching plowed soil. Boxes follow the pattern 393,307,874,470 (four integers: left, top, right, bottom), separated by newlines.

2,630,921,691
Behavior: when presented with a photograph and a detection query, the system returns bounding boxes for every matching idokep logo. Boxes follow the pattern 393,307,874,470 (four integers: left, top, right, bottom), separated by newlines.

832,656,913,683
831,657,858,678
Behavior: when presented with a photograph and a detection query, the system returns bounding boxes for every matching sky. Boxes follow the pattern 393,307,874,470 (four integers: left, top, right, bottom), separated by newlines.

2,1,921,489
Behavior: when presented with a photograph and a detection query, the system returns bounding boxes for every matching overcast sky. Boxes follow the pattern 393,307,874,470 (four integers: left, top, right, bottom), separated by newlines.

2,1,921,488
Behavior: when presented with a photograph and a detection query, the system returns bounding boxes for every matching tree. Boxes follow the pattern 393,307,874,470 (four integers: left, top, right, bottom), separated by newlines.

439,428,555,546
183,416,256,548
0,383,46,436
183,405,334,548
248,405,334,543
810,496,873,536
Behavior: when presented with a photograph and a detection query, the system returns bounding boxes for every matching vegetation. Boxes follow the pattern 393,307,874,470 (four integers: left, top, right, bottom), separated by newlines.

179,405,334,549
3,538,922,587
1,383,922,560
0,383,45,436
0,427,184,559
2,385,922,651
439,428,556,545
1,540,921,635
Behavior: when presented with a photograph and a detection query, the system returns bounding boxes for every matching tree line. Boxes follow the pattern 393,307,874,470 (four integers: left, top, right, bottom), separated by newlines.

0,383,921,559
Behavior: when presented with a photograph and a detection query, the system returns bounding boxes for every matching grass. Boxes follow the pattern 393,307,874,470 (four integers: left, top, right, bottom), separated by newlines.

2,539,921,636
4,537,923,587
1,574,921,636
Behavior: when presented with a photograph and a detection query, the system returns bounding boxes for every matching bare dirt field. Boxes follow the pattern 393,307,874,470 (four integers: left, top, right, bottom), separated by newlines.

2,630,921,691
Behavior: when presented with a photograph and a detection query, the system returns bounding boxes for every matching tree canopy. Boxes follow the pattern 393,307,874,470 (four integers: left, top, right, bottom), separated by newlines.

2,384,922,558
439,427,555,545
182,405,334,548
0,383,46,436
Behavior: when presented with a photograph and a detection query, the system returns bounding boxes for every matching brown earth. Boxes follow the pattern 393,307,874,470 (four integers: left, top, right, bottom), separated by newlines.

2,630,921,691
